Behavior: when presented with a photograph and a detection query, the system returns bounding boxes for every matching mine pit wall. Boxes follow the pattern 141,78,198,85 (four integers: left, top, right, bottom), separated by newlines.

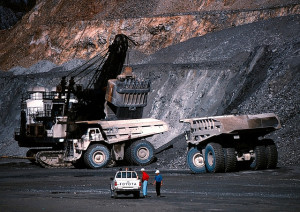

133,64,257,149
1,3,300,71
131,16,300,164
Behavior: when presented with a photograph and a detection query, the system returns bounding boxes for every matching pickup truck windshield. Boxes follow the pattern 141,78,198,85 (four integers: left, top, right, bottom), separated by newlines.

116,171,137,178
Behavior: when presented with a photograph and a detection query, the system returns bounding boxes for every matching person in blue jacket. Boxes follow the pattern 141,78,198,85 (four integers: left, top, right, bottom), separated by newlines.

153,170,163,197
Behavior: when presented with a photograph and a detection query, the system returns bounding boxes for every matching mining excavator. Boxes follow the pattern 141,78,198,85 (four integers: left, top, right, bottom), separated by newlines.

14,34,168,168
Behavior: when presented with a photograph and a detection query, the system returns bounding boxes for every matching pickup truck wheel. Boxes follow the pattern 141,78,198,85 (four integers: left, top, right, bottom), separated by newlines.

84,144,111,169
110,189,114,198
224,148,237,172
250,145,267,170
114,191,118,199
130,140,154,165
205,143,225,173
187,147,206,173
134,191,140,199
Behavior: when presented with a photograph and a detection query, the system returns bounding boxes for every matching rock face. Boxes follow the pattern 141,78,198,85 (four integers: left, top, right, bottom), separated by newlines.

141,15,300,168
0,1,299,168
0,0,299,70
0,0,36,29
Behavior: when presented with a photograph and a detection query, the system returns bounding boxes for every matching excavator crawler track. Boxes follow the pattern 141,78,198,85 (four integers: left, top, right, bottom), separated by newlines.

36,151,73,168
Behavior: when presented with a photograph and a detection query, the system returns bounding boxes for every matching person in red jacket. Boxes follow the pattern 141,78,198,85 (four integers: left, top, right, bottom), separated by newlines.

141,168,149,197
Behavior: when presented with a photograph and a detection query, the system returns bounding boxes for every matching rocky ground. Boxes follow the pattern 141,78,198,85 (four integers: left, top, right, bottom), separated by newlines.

1,163,300,212
0,15,299,169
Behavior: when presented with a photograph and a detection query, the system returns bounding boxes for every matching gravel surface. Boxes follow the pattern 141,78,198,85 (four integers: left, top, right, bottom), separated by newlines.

0,162,300,212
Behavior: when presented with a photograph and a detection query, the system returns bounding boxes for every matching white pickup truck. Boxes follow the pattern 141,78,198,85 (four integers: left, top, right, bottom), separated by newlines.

110,169,141,198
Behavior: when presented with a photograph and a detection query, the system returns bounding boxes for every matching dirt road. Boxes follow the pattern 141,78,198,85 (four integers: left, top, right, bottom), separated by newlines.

0,160,299,212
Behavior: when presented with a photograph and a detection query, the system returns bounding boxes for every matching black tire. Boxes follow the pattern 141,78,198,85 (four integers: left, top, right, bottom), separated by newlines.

26,149,38,164
124,145,133,164
84,144,111,169
72,157,86,169
205,143,225,173
114,191,118,199
264,139,278,169
224,148,237,172
250,145,267,170
187,147,206,173
128,140,154,165
110,189,114,198
134,191,140,199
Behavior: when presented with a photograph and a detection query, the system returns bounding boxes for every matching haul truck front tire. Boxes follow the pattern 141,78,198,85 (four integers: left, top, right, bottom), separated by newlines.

84,144,111,169
187,147,206,173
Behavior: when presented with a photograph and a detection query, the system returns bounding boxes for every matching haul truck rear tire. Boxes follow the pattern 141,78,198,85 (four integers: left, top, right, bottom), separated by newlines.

250,145,267,170
125,145,133,164
264,139,278,169
129,140,154,165
205,143,225,173
84,144,111,169
224,148,237,172
187,147,206,173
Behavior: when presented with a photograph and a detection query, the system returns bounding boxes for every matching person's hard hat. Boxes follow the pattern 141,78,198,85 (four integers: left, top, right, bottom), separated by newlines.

155,170,160,174
141,168,145,171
